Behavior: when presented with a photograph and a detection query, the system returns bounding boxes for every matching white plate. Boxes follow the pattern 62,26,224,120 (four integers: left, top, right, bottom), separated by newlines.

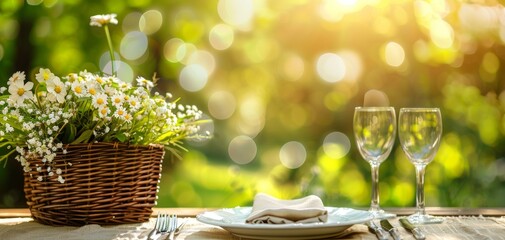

196,207,373,240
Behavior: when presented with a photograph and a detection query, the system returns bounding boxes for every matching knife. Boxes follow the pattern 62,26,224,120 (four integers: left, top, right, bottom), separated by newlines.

380,219,402,240
366,221,390,240
399,218,426,240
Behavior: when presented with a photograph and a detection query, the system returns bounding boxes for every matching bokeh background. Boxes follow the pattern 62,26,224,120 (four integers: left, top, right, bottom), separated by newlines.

1,0,504,208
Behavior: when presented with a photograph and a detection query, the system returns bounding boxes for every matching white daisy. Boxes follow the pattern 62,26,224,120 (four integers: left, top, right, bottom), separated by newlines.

136,76,154,90
46,76,67,103
71,81,86,97
89,13,118,27
98,106,110,118
92,93,108,109
128,96,141,111
35,68,55,83
123,113,133,123
8,71,26,84
86,81,100,96
8,80,34,106
111,93,124,107
114,106,127,119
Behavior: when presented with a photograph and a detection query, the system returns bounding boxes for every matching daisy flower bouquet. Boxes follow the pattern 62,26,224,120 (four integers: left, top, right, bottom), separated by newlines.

0,69,203,182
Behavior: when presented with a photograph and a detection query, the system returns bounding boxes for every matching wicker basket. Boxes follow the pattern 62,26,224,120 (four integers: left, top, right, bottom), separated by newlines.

23,142,165,226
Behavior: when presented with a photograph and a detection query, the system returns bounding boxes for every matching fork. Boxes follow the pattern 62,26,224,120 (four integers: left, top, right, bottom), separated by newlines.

167,214,178,240
147,213,167,240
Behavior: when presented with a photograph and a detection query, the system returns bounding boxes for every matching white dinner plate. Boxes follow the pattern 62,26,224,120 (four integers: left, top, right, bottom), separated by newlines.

196,207,373,240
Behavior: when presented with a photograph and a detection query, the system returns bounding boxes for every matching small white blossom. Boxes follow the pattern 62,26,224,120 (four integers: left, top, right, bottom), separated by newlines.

46,76,67,103
57,175,65,184
92,93,108,109
90,13,118,27
136,76,154,90
8,71,26,84
35,68,55,83
8,79,33,106
111,93,124,107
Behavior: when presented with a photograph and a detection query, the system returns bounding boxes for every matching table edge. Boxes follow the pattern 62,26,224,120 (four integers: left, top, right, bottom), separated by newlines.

1,207,504,218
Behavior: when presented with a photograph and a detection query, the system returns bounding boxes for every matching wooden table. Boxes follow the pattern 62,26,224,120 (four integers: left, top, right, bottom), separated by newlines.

1,208,504,239
2,207,504,218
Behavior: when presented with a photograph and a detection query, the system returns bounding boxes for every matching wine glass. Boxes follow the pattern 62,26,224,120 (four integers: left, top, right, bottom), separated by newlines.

398,108,443,224
353,107,396,219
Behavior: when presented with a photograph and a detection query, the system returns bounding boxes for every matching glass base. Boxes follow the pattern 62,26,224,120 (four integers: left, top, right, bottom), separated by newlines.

407,212,444,224
369,208,396,219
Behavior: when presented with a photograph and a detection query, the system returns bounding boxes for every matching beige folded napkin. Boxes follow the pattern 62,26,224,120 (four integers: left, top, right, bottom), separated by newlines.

245,193,328,224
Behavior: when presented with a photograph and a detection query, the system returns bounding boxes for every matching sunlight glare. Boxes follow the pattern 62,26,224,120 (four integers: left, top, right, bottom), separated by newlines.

208,91,236,120
217,0,254,30
316,53,346,83
318,0,345,22
280,141,306,169
323,132,351,159
239,95,265,137
338,50,363,82
179,64,209,92
384,41,405,67
120,31,148,60
209,23,235,50
187,50,216,75
139,10,163,35
228,135,257,164
163,38,185,63
430,19,454,49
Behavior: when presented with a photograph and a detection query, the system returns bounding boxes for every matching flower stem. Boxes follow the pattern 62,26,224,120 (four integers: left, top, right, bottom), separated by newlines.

103,25,116,75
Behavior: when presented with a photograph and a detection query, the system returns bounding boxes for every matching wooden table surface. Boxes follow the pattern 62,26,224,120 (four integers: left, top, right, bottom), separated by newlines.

1,207,504,239
1,207,504,218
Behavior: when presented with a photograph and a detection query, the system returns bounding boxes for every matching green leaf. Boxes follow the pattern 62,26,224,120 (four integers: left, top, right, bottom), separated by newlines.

115,133,127,142
63,124,77,143
71,129,93,144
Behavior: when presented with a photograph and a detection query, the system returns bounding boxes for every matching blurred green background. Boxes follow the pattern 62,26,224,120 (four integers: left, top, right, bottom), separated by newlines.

1,0,504,209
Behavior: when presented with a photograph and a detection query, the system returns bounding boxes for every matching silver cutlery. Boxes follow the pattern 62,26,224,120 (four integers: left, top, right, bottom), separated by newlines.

399,218,426,240
148,214,185,240
167,214,178,240
366,221,390,240
148,213,165,240
380,219,402,240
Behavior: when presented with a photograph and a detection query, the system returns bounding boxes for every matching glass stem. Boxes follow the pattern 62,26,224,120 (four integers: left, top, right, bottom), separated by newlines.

415,164,426,215
104,25,116,75
370,163,380,212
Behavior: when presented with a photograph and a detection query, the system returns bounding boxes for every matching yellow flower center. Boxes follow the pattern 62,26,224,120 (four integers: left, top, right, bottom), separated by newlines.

100,108,108,115
55,86,62,94
97,98,105,105
130,101,137,106
125,114,131,120
118,109,124,116
17,88,25,96
43,72,50,80
114,98,121,104
124,95,129,101
96,77,103,84
74,86,82,94
89,88,96,95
